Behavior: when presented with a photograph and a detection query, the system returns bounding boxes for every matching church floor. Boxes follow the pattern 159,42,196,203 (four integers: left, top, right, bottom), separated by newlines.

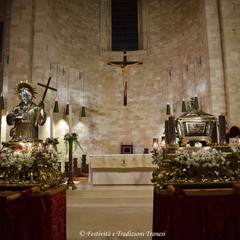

66,181,154,240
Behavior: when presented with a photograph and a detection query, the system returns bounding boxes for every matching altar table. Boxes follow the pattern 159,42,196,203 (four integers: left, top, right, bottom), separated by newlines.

0,185,66,240
89,154,156,185
152,187,240,240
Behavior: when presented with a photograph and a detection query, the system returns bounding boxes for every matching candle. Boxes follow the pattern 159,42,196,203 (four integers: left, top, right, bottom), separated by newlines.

218,115,226,144
153,138,159,149
168,116,176,145
161,137,166,148
50,106,53,139
69,105,72,134
37,142,43,152
48,144,54,154
165,120,169,145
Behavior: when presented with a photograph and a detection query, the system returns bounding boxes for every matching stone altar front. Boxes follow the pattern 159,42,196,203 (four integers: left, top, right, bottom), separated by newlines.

88,154,156,185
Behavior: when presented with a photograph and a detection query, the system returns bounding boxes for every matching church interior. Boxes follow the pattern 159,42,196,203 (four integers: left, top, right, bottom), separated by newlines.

0,0,240,239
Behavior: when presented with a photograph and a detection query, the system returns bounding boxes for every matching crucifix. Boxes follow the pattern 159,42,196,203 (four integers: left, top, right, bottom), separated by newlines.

37,77,57,102
37,77,57,136
107,51,143,106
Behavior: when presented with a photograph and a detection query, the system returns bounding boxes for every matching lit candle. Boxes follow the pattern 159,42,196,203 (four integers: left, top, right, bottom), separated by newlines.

153,138,159,149
69,104,72,134
48,144,54,154
48,144,54,159
37,142,43,152
50,106,53,139
161,138,166,148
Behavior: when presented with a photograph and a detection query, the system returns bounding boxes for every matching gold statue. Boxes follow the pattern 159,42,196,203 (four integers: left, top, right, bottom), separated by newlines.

6,80,46,142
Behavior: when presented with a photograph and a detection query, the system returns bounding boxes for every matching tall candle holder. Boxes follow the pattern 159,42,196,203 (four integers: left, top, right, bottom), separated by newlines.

64,132,83,190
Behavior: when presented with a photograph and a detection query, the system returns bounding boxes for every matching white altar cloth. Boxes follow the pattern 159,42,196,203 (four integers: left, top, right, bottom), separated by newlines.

88,154,156,185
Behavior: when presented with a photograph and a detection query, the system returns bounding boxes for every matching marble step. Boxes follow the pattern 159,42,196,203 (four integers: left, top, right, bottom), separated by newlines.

67,186,154,214
67,188,153,197
68,196,152,205
68,204,153,214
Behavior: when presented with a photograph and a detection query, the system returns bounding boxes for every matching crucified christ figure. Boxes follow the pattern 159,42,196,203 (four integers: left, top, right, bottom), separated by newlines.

107,51,143,106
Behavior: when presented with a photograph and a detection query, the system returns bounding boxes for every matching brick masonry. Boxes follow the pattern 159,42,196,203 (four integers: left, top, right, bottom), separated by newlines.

0,0,239,155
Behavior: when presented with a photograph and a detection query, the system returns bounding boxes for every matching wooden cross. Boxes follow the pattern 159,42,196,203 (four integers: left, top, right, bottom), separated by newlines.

38,77,57,102
107,51,143,106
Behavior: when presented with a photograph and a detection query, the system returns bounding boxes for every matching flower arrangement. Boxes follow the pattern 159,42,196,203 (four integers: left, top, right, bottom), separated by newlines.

0,139,64,189
64,132,78,141
44,137,59,146
43,137,59,152
0,149,61,170
64,132,84,153
151,148,240,190
0,150,35,169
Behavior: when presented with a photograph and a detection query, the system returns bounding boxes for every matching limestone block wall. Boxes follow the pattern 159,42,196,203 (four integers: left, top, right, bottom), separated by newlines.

205,0,240,127
147,0,210,114
218,0,240,127
45,0,211,154
45,0,102,155
1,0,239,156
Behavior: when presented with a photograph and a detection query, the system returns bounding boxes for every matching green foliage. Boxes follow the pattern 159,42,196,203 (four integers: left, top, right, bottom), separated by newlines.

151,148,240,190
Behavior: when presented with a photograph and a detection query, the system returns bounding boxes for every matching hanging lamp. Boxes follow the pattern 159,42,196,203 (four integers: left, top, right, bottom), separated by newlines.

53,99,59,113
194,95,199,110
166,70,171,115
193,61,199,110
81,72,86,117
65,68,70,115
81,106,86,117
181,67,186,112
0,93,4,109
53,63,59,113
181,98,186,112
166,102,171,115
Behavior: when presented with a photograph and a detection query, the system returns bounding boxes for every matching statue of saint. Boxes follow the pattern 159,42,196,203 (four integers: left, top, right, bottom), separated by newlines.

6,81,46,142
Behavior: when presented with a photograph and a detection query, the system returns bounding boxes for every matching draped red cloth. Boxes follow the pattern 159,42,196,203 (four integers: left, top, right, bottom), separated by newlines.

0,185,66,240
152,188,240,240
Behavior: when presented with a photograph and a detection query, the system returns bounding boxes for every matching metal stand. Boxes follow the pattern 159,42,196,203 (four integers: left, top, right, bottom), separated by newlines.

66,138,77,190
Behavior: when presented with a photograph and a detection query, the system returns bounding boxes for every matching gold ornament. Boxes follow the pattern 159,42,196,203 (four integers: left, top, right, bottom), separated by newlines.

15,80,38,98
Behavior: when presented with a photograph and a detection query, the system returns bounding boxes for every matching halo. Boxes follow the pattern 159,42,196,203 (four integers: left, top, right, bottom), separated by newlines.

14,80,37,98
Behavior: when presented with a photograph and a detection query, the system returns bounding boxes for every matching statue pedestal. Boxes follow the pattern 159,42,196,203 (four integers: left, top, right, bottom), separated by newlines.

152,187,240,240
0,185,66,240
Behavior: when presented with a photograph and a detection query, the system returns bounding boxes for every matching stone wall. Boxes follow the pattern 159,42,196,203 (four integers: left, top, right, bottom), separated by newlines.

0,0,239,156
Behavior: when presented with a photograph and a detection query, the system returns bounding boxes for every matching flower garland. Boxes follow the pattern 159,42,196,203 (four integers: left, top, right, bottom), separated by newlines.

0,151,35,169
151,148,240,190
0,140,64,188
0,143,61,170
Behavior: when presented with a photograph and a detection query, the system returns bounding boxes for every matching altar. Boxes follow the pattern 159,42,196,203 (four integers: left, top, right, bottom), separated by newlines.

88,154,156,185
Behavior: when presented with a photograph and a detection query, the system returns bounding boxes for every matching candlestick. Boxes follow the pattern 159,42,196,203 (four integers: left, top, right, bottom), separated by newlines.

165,120,169,145
218,115,226,144
168,116,176,146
